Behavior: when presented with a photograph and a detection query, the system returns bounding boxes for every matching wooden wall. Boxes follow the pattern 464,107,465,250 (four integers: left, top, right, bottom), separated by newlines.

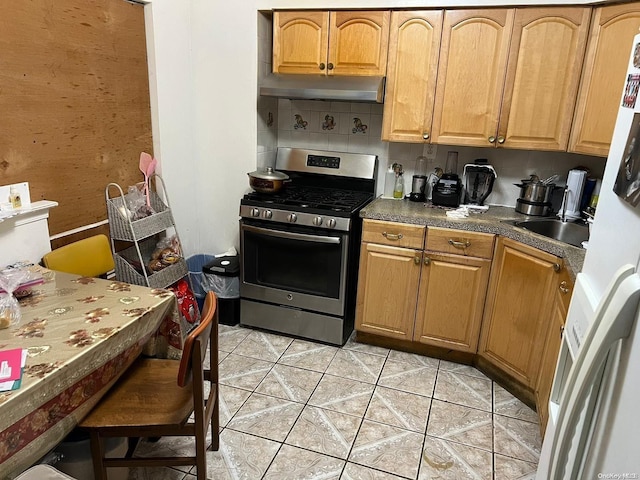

0,0,152,246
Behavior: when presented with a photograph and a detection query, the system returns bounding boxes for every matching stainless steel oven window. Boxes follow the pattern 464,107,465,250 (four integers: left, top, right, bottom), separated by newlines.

240,222,349,315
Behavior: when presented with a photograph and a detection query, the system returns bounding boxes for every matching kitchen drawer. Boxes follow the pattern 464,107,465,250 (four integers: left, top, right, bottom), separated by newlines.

362,219,425,249
426,227,495,259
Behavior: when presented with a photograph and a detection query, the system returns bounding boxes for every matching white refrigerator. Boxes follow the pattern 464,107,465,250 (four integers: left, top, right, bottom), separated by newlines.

537,35,640,479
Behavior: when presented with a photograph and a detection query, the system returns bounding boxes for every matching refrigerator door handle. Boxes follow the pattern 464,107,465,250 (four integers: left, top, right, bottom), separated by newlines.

547,267,640,480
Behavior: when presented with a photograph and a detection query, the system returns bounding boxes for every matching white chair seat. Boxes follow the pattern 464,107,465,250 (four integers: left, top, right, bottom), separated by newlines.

15,465,77,480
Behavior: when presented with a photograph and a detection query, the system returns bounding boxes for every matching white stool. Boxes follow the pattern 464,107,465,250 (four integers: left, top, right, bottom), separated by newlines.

15,464,77,480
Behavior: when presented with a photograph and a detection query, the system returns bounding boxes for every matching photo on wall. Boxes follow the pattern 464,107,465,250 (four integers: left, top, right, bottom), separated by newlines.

614,112,640,207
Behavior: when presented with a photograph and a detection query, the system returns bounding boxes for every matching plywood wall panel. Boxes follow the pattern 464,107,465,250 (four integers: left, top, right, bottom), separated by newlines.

0,0,152,240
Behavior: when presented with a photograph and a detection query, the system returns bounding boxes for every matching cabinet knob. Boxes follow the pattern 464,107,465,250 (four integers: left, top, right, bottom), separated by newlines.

327,62,334,70
488,136,496,143
559,281,570,294
553,263,562,272
382,232,403,241
560,325,565,339
319,63,326,71
414,256,421,265
497,136,505,144
422,133,430,140
424,256,431,266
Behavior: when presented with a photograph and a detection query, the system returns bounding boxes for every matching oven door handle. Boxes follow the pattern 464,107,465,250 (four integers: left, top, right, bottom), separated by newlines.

242,224,341,244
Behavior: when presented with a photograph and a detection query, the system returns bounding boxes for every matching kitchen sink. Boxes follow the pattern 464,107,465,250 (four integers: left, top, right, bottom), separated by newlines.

505,218,589,247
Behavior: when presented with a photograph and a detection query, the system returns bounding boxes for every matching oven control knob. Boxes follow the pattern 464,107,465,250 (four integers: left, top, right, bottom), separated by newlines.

327,218,337,229
250,208,260,218
312,216,323,226
287,213,297,223
262,210,273,219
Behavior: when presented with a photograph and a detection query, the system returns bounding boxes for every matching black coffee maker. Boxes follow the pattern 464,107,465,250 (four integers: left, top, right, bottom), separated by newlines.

432,151,462,207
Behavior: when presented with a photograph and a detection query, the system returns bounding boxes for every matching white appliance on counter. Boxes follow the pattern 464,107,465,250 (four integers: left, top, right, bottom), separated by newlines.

538,34,640,478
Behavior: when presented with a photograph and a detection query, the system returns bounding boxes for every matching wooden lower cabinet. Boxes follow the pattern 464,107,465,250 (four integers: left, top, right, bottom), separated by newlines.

479,237,563,388
355,242,422,340
414,252,491,352
536,269,573,435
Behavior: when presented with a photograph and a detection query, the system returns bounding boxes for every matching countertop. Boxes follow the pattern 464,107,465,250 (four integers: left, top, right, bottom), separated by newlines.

360,198,587,280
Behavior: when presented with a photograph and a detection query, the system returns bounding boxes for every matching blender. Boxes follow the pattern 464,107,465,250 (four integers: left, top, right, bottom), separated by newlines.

462,160,497,205
409,156,428,202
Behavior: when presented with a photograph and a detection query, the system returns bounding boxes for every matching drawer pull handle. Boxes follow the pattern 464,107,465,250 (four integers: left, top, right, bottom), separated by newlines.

559,281,570,294
448,239,470,249
382,232,403,241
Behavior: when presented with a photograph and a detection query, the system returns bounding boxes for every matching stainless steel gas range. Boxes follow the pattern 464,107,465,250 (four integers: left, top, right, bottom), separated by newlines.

239,147,378,346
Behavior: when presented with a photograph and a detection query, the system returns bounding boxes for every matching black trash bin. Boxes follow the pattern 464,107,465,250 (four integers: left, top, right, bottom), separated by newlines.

203,255,240,325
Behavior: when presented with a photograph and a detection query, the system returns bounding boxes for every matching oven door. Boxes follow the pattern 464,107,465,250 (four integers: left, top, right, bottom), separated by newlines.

240,221,349,316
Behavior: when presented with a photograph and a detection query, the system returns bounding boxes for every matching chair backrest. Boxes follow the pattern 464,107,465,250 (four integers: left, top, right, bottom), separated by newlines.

43,234,115,277
178,291,217,388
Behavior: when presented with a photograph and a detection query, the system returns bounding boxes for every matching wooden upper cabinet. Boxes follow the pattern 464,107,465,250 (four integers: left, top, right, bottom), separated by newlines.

382,11,443,142
328,11,390,76
569,4,640,157
499,7,590,151
273,12,329,74
273,11,389,76
431,9,514,147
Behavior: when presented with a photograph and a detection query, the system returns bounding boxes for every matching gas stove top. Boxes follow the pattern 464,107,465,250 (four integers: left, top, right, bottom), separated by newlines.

240,148,378,231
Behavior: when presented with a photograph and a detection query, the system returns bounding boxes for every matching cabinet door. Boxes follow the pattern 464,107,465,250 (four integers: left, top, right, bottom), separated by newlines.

414,252,491,353
382,10,443,142
355,243,421,340
569,4,640,157
536,270,572,436
273,11,329,74
498,8,590,151
479,237,561,388
431,9,513,147
328,11,390,76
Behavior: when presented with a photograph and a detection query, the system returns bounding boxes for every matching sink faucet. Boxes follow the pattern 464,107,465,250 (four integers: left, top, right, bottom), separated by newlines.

560,186,569,223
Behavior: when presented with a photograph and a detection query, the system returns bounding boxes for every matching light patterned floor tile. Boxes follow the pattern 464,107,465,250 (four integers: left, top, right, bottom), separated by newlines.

365,386,431,433
349,420,424,479
264,444,345,479
218,326,252,353
205,428,280,479
433,370,492,412
387,350,439,369
232,330,293,362
493,384,539,423
218,350,229,364
277,339,338,372
285,405,362,459
127,466,194,479
308,374,375,417
326,350,386,384
494,414,542,464
256,363,322,402
132,435,204,473
494,453,538,479
226,392,303,442
343,335,391,357
426,400,493,452
418,435,493,480
219,384,252,427
378,360,437,397
341,463,405,480
218,353,274,390
438,360,488,379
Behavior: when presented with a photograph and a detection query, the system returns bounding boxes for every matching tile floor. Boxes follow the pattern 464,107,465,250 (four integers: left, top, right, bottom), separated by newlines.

127,325,542,480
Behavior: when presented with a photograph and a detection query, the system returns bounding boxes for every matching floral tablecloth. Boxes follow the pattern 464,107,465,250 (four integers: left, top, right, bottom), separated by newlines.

0,268,181,478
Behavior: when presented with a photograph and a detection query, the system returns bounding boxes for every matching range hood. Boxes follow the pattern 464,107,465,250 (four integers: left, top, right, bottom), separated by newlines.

260,74,385,103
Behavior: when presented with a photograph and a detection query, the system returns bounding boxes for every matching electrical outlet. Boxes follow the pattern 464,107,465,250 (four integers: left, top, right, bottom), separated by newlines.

425,144,437,162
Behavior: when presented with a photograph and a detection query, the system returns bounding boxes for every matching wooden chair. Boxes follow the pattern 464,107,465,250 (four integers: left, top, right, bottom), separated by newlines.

42,234,115,277
79,291,220,480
